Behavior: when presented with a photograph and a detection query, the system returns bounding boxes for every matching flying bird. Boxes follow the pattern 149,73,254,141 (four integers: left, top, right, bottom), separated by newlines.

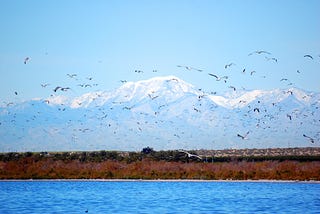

53,86,61,92
208,73,228,82
286,90,293,95
179,150,202,160
53,86,71,92
224,63,236,69
229,86,236,91
67,74,77,79
250,71,256,75
177,65,202,72
193,106,200,112
5,102,14,107
237,131,250,139
24,57,30,64
41,83,50,88
169,78,179,82
265,56,278,62
148,94,159,100
248,50,271,56
287,114,292,120
303,134,315,143
304,55,313,59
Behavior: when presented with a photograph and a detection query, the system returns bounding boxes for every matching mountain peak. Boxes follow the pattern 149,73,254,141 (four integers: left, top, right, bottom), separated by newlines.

120,75,196,93
67,76,197,108
2,76,319,152
46,77,317,110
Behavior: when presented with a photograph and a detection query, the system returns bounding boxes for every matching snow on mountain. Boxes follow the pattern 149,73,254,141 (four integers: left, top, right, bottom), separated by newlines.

0,76,319,152
208,90,268,108
69,76,199,109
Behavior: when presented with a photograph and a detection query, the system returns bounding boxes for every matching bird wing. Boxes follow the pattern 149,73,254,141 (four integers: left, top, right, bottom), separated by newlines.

237,134,244,138
191,67,202,72
244,131,250,137
24,57,29,64
208,73,218,79
229,86,236,90
260,51,271,55
53,86,61,92
304,55,313,59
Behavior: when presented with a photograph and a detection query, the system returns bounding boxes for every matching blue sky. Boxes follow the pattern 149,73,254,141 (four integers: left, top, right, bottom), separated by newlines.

0,0,319,103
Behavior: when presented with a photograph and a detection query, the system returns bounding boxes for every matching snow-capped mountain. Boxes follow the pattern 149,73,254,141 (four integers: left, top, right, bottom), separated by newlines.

0,76,319,152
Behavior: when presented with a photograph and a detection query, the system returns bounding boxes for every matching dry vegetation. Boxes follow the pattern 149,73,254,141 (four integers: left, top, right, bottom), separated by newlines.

0,148,319,180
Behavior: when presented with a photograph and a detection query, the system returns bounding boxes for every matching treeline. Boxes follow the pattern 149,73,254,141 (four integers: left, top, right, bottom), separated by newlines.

0,148,320,180
1,148,320,163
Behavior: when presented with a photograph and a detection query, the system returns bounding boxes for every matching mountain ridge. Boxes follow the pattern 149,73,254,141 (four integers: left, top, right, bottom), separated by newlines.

0,76,319,152
30,75,319,109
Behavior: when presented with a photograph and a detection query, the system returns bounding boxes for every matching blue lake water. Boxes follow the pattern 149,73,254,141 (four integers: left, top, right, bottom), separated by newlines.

0,180,319,213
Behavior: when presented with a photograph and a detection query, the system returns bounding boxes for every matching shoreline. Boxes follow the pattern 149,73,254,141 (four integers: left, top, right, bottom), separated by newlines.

1,179,320,183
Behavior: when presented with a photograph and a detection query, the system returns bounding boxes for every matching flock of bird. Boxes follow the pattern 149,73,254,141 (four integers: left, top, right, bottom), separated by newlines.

1,50,319,152
134,50,319,146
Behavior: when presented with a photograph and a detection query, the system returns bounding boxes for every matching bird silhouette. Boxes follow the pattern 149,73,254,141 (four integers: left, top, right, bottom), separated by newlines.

41,83,50,88
24,57,30,64
179,150,202,160
148,94,159,100
229,86,236,91
265,56,278,62
177,65,202,72
67,74,77,79
303,134,314,143
224,63,236,69
237,131,250,139
248,50,271,56
304,55,313,59
53,86,71,92
208,73,228,82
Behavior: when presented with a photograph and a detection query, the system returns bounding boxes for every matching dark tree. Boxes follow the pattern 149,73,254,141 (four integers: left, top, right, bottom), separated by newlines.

141,147,154,155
